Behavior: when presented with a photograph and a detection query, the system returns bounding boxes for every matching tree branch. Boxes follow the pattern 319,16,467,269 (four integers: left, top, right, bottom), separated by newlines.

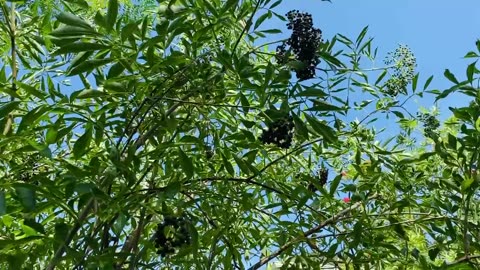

248,193,380,270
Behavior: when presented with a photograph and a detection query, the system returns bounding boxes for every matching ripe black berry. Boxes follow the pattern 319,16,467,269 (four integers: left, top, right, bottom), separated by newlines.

276,10,322,80
259,115,295,149
154,215,192,257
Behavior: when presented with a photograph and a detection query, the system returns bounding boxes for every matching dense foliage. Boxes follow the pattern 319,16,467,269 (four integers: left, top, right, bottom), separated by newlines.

1,0,480,269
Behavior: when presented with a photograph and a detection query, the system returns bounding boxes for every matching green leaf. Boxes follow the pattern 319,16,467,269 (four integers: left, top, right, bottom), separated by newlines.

423,75,434,90
72,89,107,100
447,133,457,150
446,263,476,270
222,153,235,176
461,176,474,192
50,25,98,37
269,0,282,9
46,127,58,145
466,61,476,83
112,212,127,236
295,88,327,98
178,148,194,178
307,100,343,112
0,191,6,216
67,58,112,76
412,73,419,92
15,187,35,212
56,12,93,29
304,114,337,144
355,25,369,46
329,174,342,196
318,51,346,68
444,69,459,84
17,82,46,99
375,69,387,85
17,105,50,134
106,0,118,32
73,126,93,159
292,113,309,140
0,101,20,119
464,51,479,58
233,155,250,175
254,12,270,30
222,0,238,13
52,42,111,56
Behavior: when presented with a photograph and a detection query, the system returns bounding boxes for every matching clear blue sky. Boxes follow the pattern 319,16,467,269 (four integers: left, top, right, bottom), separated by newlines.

265,0,480,122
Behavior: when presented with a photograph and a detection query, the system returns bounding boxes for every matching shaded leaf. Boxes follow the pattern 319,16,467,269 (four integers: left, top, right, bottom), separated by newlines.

56,12,92,29
178,148,194,178
73,126,93,159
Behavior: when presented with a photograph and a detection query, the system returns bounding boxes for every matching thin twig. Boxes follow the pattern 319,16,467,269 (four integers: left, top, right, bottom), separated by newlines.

248,193,380,270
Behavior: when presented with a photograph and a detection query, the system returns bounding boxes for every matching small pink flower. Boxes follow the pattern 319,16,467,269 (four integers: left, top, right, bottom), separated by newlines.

342,197,351,203
341,171,347,177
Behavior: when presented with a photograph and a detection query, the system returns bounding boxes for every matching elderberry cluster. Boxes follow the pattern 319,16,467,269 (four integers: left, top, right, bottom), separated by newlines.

417,112,440,139
259,116,295,149
154,215,191,257
308,168,328,192
296,167,328,192
276,10,322,81
383,45,417,96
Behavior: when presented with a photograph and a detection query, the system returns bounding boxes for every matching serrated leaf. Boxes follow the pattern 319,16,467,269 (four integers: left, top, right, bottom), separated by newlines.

254,12,270,30
0,191,5,216
50,25,98,37
112,212,127,236
222,0,238,13
56,12,92,29
222,153,235,176
106,0,118,32
461,176,474,192
178,148,194,178
304,114,337,144
233,155,250,175
374,69,387,85
292,113,309,140
67,58,112,76
444,69,459,84
73,127,92,159
72,89,107,99
423,75,434,90
464,51,479,58
447,133,457,150
46,127,58,145
17,105,51,134
295,88,328,98
0,101,20,119
15,187,35,212
52,42,111,56
307,100,343,112
355,26,369,46
17,82,46,99
329,174,342,196
412,73,419,91
466,61,476,83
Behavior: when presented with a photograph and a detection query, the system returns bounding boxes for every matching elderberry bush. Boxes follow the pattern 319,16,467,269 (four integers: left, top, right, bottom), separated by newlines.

276,10,322,81
154,215,191,257
259,115,295,149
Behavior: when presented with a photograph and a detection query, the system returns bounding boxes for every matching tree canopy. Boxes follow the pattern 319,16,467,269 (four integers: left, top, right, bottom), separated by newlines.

0,0,480,269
